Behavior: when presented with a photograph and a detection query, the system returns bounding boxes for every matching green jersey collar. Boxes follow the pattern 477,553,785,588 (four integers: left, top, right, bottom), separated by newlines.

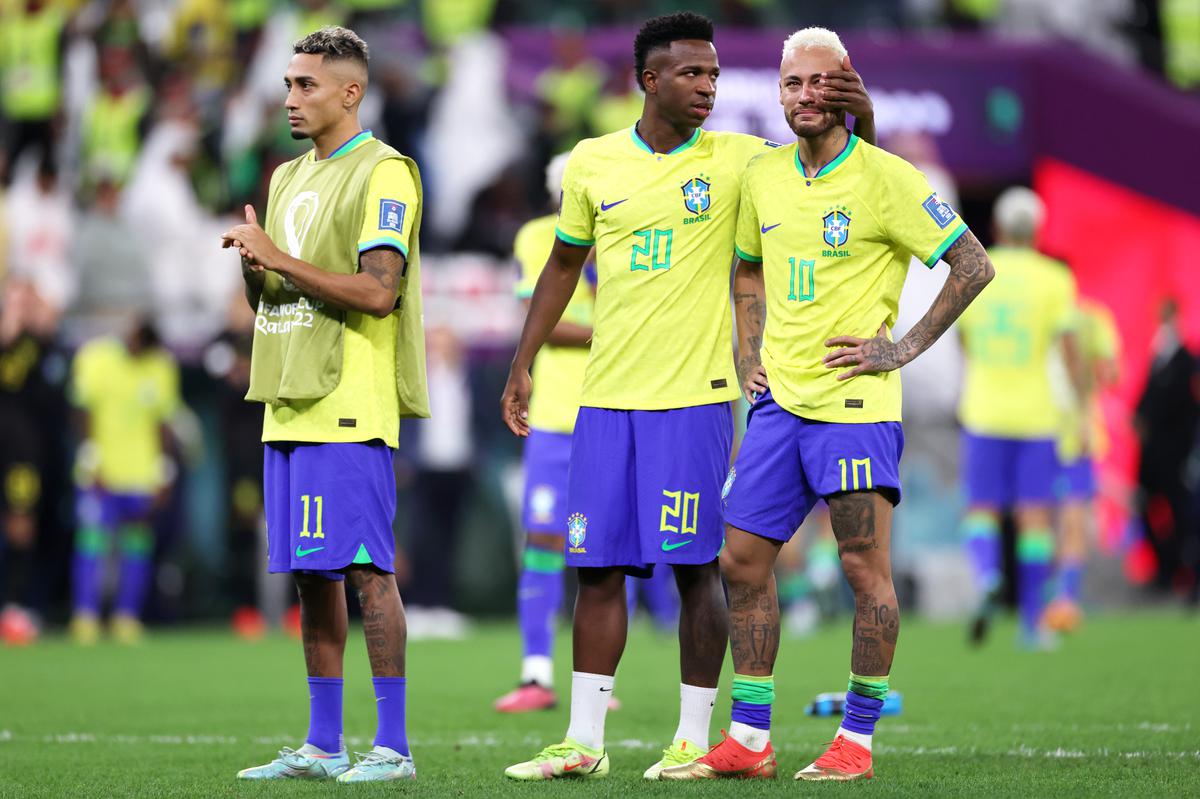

793,132,858,179
630,123,702,155
311,129,374,162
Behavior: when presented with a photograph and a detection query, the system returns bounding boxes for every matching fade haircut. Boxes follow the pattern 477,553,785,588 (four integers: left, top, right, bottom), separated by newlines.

633,12,714,90
781,27,847,63
293,26,370,71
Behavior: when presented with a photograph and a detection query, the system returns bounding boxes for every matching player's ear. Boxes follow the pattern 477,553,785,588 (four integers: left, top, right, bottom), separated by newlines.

642,68,657,95
343,79,363,110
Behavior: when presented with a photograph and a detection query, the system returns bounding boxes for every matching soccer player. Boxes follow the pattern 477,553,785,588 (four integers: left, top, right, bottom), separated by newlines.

494,152,596,713
663,28,993,782
69,320,179,646
956,187,1083,648
500,13,875,781
222,27,429,783
1043,298,1120,632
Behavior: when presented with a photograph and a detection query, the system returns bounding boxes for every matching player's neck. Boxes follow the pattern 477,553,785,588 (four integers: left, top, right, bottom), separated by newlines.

795,126,850,178
635,111,697,155
312,119,366,161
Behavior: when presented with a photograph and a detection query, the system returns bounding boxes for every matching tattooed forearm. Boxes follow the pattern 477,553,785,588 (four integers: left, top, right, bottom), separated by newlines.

727,579,780,675
895,230,994,366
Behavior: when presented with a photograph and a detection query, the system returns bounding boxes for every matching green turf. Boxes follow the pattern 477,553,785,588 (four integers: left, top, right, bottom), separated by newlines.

1,612,1197,797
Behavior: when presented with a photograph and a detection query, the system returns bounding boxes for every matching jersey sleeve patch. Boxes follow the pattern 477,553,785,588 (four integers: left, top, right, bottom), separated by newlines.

921,193,958,229
378,199,406,233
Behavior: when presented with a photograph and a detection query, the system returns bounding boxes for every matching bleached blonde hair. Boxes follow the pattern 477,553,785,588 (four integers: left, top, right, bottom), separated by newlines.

781,27,848,63
993,186,1045,242
545,151,571,200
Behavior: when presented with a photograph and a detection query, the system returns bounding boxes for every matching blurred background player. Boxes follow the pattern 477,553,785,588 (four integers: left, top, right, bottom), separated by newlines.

956,187,1085,649
494,152,595,712
1044,298,1121,632
501,12,876,782
670,27,992,783
0,278,59,645
225,26,428,783
69,318,179,645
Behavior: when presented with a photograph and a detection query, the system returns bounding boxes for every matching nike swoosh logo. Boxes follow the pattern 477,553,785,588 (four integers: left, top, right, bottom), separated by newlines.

662,539,694,552
295,545,325,558
600,199,628,211
563,760,592,772
761,223,781,233
598,687,612,692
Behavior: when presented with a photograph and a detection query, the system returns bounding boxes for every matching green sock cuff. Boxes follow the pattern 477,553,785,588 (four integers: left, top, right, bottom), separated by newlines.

75,526,108,555
523,547,565,574
963,511,1000,539
118,524,153,556
848,672,890,699
1017,530,1055,562
731,674,775,705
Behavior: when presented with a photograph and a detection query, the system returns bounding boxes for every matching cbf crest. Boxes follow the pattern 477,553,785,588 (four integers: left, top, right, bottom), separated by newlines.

682,175,712,215
567,512,588,553
822,207,851,248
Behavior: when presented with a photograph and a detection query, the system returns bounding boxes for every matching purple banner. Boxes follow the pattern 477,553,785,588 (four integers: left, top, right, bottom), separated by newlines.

502,28,1200,215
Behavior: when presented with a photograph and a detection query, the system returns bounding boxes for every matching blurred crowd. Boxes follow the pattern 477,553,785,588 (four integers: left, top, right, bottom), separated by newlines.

0,0,1198,643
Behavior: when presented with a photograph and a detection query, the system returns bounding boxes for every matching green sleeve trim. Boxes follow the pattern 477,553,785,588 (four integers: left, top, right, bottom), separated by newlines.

359,236,409,257
923,221,968,267
515,289,534,299
523,547,566,574
555,228,595,247
734,245,763,263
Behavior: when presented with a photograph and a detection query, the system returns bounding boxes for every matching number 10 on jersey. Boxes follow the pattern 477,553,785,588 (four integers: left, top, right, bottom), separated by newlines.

788,257,815,302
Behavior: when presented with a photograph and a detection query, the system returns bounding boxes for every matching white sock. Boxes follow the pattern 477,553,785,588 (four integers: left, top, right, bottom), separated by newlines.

521,655,553,688
836,725,872,751
564,671,613,750
673,683,717,747
729,721,770,752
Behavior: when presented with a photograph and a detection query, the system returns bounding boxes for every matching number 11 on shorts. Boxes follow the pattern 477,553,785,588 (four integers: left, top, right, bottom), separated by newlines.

300,494,325,539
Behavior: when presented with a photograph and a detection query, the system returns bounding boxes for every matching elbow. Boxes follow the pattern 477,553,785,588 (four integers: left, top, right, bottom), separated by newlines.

369,294,396,319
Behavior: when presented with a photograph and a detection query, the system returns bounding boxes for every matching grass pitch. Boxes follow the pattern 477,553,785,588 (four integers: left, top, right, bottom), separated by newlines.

0,612,1196,797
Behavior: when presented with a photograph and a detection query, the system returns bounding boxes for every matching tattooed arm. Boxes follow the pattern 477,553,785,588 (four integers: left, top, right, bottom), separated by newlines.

223,204,404,318
733,256,769,402
823,230,994,380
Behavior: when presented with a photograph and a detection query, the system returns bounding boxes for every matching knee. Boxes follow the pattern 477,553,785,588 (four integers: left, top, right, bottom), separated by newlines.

840,552,888,595
719,546,766,587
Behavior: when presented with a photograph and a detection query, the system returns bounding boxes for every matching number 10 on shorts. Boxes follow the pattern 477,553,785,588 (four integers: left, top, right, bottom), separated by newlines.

838,458,873,492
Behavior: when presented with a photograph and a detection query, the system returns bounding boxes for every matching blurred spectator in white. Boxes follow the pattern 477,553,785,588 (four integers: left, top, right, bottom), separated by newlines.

405,325,474,639
122,118,236,354
426,34,524,244
62,177,150,347
6,154,75,320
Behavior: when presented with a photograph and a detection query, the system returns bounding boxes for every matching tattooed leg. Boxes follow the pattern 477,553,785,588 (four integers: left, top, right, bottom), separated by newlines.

347,566,406,677
294,573,348,677
828,491,899,676
720,526,784,677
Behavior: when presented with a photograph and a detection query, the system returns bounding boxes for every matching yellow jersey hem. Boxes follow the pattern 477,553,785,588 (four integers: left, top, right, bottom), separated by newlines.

579,390,739,411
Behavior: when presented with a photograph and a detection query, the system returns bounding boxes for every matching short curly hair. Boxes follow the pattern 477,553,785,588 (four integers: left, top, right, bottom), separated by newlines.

293,26,369,69
633,12,714,91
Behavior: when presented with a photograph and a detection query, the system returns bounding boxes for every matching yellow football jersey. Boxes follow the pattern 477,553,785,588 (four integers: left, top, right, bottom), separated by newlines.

734,134,968,423
514,213,595,434
72,338,180,493
958,247,1077,439
556,126,778,410
1056,299,1120,460
262,136,418,448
